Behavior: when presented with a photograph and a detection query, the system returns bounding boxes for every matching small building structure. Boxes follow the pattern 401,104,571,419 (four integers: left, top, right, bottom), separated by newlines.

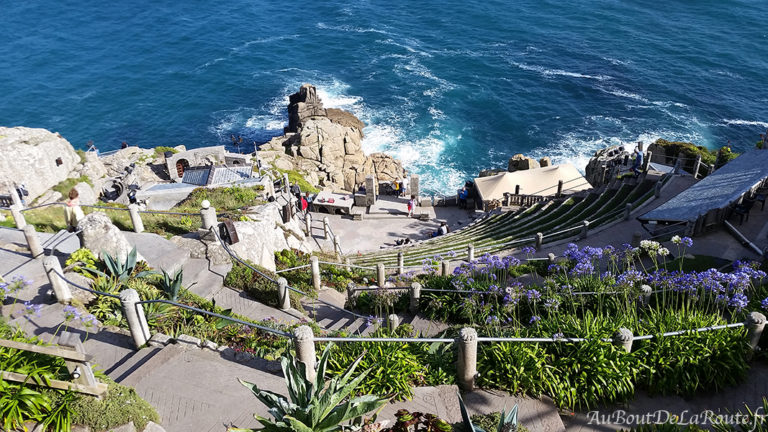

165,146,250,183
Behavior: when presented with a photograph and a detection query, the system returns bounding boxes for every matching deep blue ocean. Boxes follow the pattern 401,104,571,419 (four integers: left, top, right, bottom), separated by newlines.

2,1,767,193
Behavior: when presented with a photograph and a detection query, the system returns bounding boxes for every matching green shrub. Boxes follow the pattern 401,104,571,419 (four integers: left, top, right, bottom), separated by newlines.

273,167,319,194
154,145,178,156
174,185,264,214
65,248,100,276
224,260,304,311
70,380,159,431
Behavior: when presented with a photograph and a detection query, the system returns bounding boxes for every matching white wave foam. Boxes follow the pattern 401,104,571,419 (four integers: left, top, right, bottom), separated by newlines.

316,22,389,35
510,61,612,81
722,119,768,129
602,56,630,66
596,86,650,103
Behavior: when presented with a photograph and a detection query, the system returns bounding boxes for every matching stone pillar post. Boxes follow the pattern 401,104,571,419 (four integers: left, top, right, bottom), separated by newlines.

23,225,43,258
120,289,151,349
631,232,642,248
409,175,420,200
277,277,291,310
282,173,290,193
612,328,634,352
10,204,26,229
556,180,563,197
535,232,543,250
128,204,144,233
376,263,386,287
344,257,351,271
397,252,404,275
200,200,217,230
388,314,400,331
409,282,421,314
310,256,321,291
457,327,478,391
654,181,663,198
441,260,450,276
365,175,376,206
0,211,5,222
304,213,312,235
346,282,356,301
42,256,72,304
693,154,702,179
293,326,316,382
579,220,589,240
746,312,766,351
624,203,633,220
323,217,330,240
467,244,475,262
333,236,342,257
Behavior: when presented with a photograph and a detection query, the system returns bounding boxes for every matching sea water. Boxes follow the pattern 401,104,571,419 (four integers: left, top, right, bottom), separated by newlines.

2,0,766,193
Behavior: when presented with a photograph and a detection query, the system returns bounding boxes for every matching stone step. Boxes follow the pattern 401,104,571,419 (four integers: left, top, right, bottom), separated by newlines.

124,232,190,274
120,343,186,388
107,346,163,384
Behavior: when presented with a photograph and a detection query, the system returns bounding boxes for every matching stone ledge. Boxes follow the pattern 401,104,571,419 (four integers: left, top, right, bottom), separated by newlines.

175,334,201,348
148,332,172,347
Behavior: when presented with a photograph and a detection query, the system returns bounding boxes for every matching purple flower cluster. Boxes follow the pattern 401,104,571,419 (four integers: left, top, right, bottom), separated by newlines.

63,305,99,328
526,289,541,301
23,301,43,317
529,315,541,324
762,297,768,311
521,246,536,256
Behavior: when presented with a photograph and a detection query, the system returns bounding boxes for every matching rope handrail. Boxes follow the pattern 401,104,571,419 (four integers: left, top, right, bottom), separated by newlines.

284,286,370,320
45,229,83,256
275,264,312,274
20,202,64,212
544,224,583,238
53,269,121,299
135,299,292,337
137,209,201,216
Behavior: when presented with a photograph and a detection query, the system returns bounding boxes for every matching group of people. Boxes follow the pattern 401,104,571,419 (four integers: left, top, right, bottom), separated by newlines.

291,183,312,214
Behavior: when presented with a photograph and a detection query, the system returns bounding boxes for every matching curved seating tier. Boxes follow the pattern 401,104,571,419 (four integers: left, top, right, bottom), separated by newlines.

353,178,655,267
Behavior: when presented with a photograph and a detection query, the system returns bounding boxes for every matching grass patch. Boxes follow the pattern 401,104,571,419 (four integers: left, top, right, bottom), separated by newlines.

52,176,93,197
69,380,159,431
174,185,265,213
273,168,319,194
76,149,87,164
154,146,178,156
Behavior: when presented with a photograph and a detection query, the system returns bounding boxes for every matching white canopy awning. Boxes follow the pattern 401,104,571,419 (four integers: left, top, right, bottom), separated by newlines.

473,164,592,202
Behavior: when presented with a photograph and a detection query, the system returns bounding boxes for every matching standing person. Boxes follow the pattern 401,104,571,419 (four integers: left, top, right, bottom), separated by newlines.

290,183,302,200
632,147,644,177
458,187,468,209
300,195,309,214
304,192,313,212
64,188,85,232
407,195,416,218
14,183,29,206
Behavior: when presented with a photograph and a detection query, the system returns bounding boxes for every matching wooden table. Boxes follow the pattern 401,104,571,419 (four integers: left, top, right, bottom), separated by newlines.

312,191,354,215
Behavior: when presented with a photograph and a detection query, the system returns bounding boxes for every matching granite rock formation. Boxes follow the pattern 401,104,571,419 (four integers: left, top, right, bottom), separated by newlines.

77,212,145,262
584,145,628,187
0,127,83,201
229,202,314,271
507,154,540,172
257,84,406,192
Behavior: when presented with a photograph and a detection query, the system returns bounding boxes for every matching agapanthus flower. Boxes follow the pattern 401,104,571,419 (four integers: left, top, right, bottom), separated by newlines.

63,305,80,321
762,297,768,311
544,298,560,310
24,301,43,317
547,264,562,274
529,315,541,324
728,292,749,311
526,289,541,301
521,246,536,256
552,332,564,340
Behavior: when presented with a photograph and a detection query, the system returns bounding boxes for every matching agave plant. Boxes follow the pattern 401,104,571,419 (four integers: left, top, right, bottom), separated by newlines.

230,343,389,432
82,247,155,284
458,391,518,432
158,268,183,301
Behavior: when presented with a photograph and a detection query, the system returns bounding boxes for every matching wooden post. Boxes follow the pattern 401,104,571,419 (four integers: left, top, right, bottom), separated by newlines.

693,154,702,179
514,184,520,195
624,203,632,220
556,180,563,198
397,251,404,275
59,331,98,389
441,259,450,276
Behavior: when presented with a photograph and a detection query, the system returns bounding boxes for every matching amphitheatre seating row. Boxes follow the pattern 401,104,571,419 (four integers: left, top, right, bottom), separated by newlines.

354,177,655,267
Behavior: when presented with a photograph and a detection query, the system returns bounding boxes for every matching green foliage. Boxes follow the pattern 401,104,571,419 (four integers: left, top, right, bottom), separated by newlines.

230,343,388,432
326,327,454,400
464,412,529,432
70,380,160,431
225,260,304,310
158,268,184,301
652,139,718,165
384,409,453,432
65,248,100,276
82,247,156,284
458,391,517,432
76,149,87,164
51,176,93,198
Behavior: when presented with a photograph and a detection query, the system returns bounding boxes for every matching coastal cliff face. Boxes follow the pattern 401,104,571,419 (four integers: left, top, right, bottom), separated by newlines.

0,127,106,202
257,84,406,192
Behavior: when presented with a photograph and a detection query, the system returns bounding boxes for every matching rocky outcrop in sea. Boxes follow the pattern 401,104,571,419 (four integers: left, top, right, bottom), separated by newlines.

257,84,406,192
